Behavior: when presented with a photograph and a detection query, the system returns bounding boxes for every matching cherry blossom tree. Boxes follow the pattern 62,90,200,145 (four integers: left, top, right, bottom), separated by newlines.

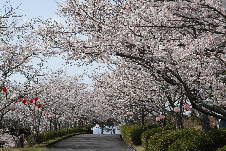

42,0,226,131
91,60,194,128
91,61,169,125
32,70,87,131
1,6,43,86
2,70,90,145
0,2,66,132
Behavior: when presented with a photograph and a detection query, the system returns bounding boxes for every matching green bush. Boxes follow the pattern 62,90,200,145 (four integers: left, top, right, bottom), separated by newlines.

141,125,176,151
120,124,159,146
58,129,66,137
51,130,57,139
143,124,159,131
148,130,173,151
127,125,144,145
206,128,226,150
167,128,226,151
168,128,222,151
163,125,176,130
217,145,226,151
159,129,200,151
145,128,226,151
45,131,51,141
142,127,163,151
120,125,130,141
37,133,45,144
27,127,86,147
78,128,86,133
169,129,208,151
27,135,34,147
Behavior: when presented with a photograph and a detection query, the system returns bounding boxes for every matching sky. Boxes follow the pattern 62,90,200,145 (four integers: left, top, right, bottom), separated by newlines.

0,0,107,85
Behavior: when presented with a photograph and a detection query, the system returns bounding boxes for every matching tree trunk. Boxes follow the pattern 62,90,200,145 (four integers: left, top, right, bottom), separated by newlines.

58,121,61,130
78,120,81,128
175,113,184,129
53,119,57,131
35,118,40,144
161,115,166,127
0,113,4,129
141,108,145,126
199,112,211,131
50,120,52,138
101,122,104,134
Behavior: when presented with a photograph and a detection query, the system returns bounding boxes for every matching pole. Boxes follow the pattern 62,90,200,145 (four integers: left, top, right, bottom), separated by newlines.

32,101,36,146
16,119,20,147
50,118,52,139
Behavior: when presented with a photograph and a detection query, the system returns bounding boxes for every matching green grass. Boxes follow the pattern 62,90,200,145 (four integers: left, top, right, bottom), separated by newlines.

0,147,47,151
0,133,79,151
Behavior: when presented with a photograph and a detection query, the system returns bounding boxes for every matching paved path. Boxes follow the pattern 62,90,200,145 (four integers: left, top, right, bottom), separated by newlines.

44,134,134,151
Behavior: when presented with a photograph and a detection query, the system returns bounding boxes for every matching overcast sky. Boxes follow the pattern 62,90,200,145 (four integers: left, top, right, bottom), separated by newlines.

0,0,106,85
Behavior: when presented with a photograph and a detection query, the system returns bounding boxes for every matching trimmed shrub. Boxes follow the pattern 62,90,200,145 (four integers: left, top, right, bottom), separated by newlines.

58,129,66,137
159,129,198,151
141,125,176,151
142,127,163,151
167,128,226,151
148,130,173,151
168,129,208,151
78,128,86,133
37,133,45,144
164,125,176,130
120,125,130,141
206,128,226,150
146,128,226,151
127,125,144,145
51,130,57,139
44,131,51,141
129,124,159,145
217,145,226,151
120,124,159,146
143,124,159,131
27,127,86,147
27,135,34,147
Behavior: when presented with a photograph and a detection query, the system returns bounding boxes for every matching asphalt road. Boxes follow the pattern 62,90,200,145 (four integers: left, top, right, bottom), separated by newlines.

44,134,134,151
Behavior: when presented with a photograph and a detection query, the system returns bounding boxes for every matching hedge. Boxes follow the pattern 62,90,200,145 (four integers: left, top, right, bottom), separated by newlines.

147,129,173,151
120,125,226,151
141,125,176,151
150,128,205,151
27,127,86,147
120,125,131,142
127,125,144,145
168,128,226,151
206,128,226,150
217,145,226,151
121,125,226,151
120,124,159,146
145,128,226,151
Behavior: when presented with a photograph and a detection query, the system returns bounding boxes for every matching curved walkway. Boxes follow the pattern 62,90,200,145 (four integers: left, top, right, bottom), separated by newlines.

44,134,134,151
